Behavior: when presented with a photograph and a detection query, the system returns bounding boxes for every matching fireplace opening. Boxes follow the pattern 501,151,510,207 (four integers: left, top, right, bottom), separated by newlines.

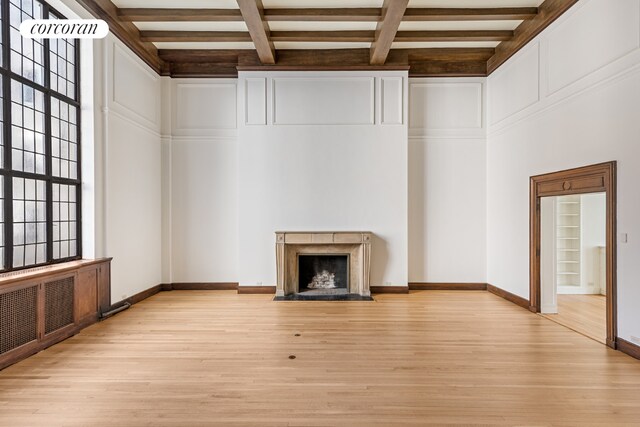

298,255,349,295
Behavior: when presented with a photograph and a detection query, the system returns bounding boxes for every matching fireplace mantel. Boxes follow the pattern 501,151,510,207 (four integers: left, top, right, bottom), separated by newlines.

275,231,372,297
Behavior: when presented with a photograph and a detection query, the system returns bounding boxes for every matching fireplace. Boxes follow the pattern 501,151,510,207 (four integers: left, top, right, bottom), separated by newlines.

298,255,349,295
275,231,372,298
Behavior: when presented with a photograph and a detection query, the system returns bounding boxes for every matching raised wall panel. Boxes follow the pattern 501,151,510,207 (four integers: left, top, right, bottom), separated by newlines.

175,83,237,131
76,268,98,323
546,0,640,95
489,43,540,125
245,78,267,125
272,77,375,125
381,77,403,125
111,43,160,129
409,81,483,132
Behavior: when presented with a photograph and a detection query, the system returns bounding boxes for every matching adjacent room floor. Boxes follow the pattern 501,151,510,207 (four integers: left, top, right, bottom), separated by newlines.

541,294,607,344
0,290,639,426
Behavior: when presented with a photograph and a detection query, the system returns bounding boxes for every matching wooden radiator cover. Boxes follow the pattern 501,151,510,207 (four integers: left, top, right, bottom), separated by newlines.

0,259,111,370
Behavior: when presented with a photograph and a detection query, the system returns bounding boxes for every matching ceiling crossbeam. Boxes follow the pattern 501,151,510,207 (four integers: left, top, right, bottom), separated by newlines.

236,0,276,65
370,0,410,65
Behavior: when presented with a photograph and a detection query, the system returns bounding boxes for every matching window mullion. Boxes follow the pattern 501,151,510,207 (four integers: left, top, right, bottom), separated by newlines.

43,4,53,264
3,80,12,270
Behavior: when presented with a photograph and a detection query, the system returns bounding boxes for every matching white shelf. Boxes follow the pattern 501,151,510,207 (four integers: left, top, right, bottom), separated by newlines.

558,260,579,264
558,272,579,275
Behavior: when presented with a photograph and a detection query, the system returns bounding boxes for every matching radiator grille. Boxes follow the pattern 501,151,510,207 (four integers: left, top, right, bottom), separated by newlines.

0,286,38,355
45,277,75,334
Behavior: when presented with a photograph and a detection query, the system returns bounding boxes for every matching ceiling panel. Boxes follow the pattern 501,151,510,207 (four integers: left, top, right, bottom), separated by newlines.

391,41,501,49
407,0,544,6
113,0,239,8
398,20,522,31
274,42,372,50
154,42,256,49
268,21,378,31
135,22,249,31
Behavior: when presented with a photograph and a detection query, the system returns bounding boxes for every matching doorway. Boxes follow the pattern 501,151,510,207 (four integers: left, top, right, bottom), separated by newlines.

539,193,607,343
530,162,617,348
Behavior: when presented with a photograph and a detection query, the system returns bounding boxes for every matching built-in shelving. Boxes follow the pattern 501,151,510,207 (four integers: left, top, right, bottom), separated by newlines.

556,195,581,287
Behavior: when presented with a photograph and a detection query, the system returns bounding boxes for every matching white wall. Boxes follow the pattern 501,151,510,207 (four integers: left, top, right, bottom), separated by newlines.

53,0,163,303
408,78,487,283
487,0,640,342
100,38,163,302
237,72,408,287
580,193,606,293
164,79,238,283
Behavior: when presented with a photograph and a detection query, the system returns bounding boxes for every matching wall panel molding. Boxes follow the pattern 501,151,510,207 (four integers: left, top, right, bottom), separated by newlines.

545,0,640,96
409,78,485,138
489,0,640,136
489,57,640,137
488,42,540,126
381,77,404,125
110,42,160,132
245,78,267,125
172,81,238,137
272,77,375,125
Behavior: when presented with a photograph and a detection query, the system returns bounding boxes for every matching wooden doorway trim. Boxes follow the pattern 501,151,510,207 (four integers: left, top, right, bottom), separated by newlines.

530,162,617,348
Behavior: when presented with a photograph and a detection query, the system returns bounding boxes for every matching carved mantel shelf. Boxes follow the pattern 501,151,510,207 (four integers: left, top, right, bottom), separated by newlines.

275,231,372,297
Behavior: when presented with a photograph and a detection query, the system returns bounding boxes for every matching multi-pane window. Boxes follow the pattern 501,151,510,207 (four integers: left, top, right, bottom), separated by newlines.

0,0,81,271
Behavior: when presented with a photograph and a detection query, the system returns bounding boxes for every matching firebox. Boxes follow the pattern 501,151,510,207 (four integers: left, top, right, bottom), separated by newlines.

298,255,349,295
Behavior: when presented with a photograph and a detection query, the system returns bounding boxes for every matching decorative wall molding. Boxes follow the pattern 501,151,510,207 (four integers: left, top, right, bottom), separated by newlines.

271,77,376,125
245,78,267,125
173,80,238,137
488,42,540,126
489,56,640,137
381,77,404,125
488,0,640,135
111,42,161,132
108,109,163,139
408,78,485,139
544,0,640,96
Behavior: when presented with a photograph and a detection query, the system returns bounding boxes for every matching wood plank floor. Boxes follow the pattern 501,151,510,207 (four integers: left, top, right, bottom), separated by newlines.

542,294,607,344
1,290,639,426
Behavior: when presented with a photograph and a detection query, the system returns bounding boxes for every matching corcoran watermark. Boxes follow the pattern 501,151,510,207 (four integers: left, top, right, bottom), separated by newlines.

19,19,108,39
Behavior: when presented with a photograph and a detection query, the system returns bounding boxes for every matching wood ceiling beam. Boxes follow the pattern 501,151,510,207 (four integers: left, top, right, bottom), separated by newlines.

263,8,381,22
236,0,276,64
143,30,512,44
270,31,374,43
403,7,539,21
395,30,513,42
158,48,494,77
488,0,578,74
75,0,163,72
370,0,409,65
119,7,537,23
140,31,252,43
118,8,244,21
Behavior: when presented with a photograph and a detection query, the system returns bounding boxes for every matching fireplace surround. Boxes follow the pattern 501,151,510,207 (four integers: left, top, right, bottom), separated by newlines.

275,231,372,297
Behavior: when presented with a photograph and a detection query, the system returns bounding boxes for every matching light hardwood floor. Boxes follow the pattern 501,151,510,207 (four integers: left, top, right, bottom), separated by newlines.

542,294,607,344
1,290,639,426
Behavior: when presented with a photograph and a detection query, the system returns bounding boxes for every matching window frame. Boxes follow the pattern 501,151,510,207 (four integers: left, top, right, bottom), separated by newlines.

0,0,82,272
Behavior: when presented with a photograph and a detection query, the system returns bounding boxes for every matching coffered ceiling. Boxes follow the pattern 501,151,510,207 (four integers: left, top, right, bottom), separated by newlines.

76,0,578,77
